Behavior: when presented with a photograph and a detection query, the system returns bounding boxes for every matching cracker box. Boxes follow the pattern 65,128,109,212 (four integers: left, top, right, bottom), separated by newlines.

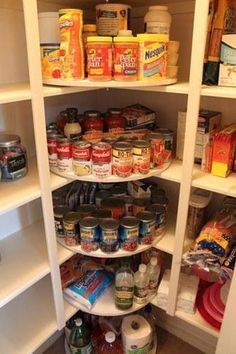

219,34,236,86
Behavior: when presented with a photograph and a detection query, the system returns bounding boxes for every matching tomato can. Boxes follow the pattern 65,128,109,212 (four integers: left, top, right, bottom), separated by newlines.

72,141,92,176
112,141,133,177
132,140,151,174
137,211,156,245
92,142,112,178
148,132,165,168
76,204,96,218
119,216,139,251
100,218,120,253
146,204,166,237
47,133,62,168
80,217,100,252
57,137,72,172
101,197,125,219
63,211,82,246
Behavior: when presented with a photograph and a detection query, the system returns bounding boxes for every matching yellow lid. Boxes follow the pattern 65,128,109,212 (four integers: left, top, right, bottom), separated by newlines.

87,36,112,43
59,8,83,14
114,36,138,43
83,24,96,32
137,33,169,42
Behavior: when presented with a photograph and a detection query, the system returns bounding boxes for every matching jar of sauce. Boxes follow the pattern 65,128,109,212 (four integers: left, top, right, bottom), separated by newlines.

83,110,104,133
56,110,68,134
64,107,82,141
105,108,126,133
0,134,28,181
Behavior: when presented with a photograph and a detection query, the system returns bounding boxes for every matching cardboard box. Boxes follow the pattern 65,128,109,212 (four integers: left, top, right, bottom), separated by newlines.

219,34,236,87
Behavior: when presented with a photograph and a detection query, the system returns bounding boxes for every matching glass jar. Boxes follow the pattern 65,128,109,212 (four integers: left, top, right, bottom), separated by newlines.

83,110,104,133
105,108,126,132
64,107,82,141
0,134,28,181
56,110,68,134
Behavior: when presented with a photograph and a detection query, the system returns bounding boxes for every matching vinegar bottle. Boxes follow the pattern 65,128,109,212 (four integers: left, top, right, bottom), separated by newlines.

97,332,123,354
69,318,93,353
134,264,149,304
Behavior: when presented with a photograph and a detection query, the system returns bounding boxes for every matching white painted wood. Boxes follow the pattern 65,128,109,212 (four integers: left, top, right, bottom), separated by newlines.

167,0,210,316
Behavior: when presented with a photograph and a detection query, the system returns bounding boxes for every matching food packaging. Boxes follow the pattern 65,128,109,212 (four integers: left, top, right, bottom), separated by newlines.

122,104,157,129
219,34,236,86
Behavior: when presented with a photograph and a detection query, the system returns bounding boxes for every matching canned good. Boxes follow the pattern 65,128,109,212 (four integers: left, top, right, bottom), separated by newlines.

72,141,92,176
132,140,151,174
0,134,28,181
151,194,168,211
148,132,165,168
76,204,96,217
54,205,69,237
101,136,118,145
133,198,150,216
112,141,133,177
91,209,112,219
123,195,133,216
79,217,100,252
146,204,166,237
92,142,112,178
63,211,82,246
111,186,127,198
105,108,126,132
101,197,125,219
95,190,112,207
152,129,174,163
137,211,155,245
57,137,72,172
119,216,139,251
100,218,119,253
47,133,62,168
83,110,104,133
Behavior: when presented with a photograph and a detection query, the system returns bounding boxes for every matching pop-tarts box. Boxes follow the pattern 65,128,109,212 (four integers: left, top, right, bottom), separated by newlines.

219,34,236,86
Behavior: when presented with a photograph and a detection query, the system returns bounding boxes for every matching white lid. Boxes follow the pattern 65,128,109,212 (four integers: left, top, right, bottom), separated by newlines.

189,188,212,208
75,318,82,326
149,5,169,11
139,264,147,273
105,331,116,343
38,12,59,18
150,257,158,266
118,30,133,36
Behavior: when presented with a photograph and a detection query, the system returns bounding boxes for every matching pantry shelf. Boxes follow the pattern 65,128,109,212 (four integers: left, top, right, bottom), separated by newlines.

192,165,236,197
0,277,58,354
153,217,176,255
0,220,49,308
43,84,101,98
201,85,236,99
0,83,31,104
64,287,150,317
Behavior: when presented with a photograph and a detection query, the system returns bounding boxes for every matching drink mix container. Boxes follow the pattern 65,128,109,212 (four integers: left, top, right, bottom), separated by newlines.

59,9,84,80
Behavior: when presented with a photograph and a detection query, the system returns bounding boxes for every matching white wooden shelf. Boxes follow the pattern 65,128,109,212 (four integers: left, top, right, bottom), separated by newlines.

0,83,31,104
157,159,182,183
64,287,150,317
201,85,236,99
0,276,57,354
192,165,236,197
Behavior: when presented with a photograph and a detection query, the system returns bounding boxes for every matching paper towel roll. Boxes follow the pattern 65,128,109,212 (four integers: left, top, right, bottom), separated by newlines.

122,315,152,353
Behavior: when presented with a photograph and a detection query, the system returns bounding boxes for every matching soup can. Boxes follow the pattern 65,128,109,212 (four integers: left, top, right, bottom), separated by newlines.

146,204,166,237
72,141,92,176
47,133,62,168
136,211,155,245
112,141,133,177
63,211,82,246
132,140,151,174
100,218,120,253
148,132,165,168
57,137,72,172
76,204,96,218
119,216,139,251
95,190,112,207
80,217,100,252
133,198,150,216
92,142,112,178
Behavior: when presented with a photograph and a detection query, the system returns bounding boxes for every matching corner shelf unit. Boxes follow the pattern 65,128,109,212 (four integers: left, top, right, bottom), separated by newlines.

1,1,236,354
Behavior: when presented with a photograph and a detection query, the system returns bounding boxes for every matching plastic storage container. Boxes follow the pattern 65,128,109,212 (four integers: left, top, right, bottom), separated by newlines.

144,6,172,35
87,36,112,81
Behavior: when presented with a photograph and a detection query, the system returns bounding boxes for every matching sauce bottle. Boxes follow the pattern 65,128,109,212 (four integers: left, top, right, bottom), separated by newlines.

115,258,134,310
64,107,82,141
69,318,93,353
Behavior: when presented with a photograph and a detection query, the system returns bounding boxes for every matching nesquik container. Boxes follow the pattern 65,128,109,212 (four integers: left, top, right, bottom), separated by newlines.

87,36,112,81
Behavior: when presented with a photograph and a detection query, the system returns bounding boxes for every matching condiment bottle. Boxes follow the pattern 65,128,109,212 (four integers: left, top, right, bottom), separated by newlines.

115,259,134,310
133,264,149,304
64,107,82,141
97,332,123,354
83,110,104,133
69,318,93,353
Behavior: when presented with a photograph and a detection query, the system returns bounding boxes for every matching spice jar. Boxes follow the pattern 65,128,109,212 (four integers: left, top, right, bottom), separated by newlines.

83,110,104,133
100,218,119,253
64,107,82,141
86,36,112,81
105,108,126,133
113,36,139,81
0,134,28,181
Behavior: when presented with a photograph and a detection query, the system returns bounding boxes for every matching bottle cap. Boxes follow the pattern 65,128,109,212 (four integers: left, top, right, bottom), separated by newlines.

139,264,147,273
150,257,158,266
105,331,116,343
75,318,83,326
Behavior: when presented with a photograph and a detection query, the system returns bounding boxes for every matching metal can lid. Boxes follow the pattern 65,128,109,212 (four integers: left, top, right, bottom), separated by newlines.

100,218,119,231
54,205,70,217
107,108,122,115
146,204,166,214
47,133,63,139
120,216,139,228
73,141,91,149
63,211,82,223
153,128,174,136
133,198,150,207
79,216,99,228
101,197,125,209
136,211,156,222
76,204,96,213
133,140,150,148
101,137,118,145
84,110,101,118
91,209,112,219
57,137,71,144
92,142,111,150
0,134,21,147
113,141,132,150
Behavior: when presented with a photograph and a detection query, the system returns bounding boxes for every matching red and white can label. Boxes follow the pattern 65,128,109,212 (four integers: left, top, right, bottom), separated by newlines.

57,141,72,172
47,137,57,167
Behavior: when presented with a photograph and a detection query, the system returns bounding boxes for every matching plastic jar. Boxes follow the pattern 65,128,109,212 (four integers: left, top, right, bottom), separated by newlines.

82,24,97,45
113,36,139,81
144,6,172,35
86,36,112,81
0,134,28,181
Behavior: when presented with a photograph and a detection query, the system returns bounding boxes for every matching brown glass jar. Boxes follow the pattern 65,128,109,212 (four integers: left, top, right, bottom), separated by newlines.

105,108,126,132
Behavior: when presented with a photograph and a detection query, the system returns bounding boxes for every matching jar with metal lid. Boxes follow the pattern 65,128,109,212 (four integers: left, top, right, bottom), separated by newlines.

133,198,150,217
82,110,104,133
146,204,166,237
136,211,155,245
112,141,133,178
119,216,140,251
79,217,100,252
132,140,151,174
0,134,28,181
101,197,125,220
76,204,96,218
63,211,82,246
105,108,126,133
100,218,120,253
54,205,69,237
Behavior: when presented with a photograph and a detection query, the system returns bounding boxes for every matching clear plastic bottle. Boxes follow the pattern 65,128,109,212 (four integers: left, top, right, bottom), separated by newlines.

115,259,134,310
97,332,123,354
147,257,160,297
134,264,149,304
69,318,93,354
